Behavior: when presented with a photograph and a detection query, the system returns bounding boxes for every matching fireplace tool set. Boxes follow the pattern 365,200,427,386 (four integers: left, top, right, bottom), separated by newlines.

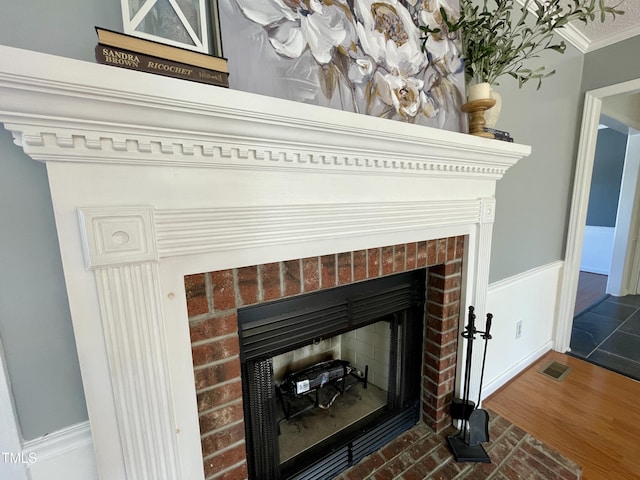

447,306,493,463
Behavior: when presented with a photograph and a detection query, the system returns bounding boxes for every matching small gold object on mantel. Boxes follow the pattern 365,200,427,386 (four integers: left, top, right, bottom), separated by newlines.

461,99,497,138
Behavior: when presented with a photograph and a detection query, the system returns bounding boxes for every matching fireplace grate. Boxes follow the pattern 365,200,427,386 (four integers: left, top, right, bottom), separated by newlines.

285,403,419,480
238,271,425,361
350,403,419,462
288,447,350,480
244,358,280,479
240,302,349,361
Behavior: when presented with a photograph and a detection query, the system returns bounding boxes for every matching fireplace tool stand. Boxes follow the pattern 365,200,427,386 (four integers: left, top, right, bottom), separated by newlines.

447,306,492,463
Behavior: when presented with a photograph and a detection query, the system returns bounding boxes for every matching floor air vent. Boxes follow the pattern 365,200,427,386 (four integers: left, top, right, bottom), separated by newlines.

539,361,571,381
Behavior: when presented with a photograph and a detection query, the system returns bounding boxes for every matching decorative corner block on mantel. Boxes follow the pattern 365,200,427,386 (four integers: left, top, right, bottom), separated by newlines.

480,198,497,224
78,206,158,269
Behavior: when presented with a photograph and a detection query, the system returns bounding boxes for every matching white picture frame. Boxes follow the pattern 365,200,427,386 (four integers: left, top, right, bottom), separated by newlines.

120,0,212,54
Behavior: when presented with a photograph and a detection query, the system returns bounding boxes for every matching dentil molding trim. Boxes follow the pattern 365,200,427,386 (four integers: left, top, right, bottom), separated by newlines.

0,45,529,178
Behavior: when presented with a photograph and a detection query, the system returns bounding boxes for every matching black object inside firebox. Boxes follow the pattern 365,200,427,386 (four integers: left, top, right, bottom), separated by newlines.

277,359,368,422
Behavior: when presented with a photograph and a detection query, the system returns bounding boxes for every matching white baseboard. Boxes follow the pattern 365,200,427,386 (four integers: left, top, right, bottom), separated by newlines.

482,341,552,399
23,421,98,480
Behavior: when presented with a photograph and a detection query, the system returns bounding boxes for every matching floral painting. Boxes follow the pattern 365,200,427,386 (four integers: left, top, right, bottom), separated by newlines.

218,0,465,132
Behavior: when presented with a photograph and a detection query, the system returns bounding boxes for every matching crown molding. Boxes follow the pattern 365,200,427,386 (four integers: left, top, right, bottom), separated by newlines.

557,24,591,54
513,0,639,54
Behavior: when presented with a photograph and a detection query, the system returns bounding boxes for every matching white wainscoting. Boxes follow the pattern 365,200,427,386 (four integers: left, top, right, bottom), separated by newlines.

481,261,564,400
580,225,615,275
22,422,98,480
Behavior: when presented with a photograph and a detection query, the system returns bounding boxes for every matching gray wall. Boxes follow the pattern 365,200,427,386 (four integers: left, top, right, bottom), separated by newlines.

586,128,627,227
488,44,585,282
582,35,640,93
581,35,640,233
489,32,640,282
0,2,121,441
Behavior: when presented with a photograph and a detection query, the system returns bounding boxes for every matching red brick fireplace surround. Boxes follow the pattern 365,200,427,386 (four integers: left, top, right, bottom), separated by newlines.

186,238,464,479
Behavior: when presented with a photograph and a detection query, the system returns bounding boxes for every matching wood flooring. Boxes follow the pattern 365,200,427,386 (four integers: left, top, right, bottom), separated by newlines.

575,271,608,315
485,350,640,480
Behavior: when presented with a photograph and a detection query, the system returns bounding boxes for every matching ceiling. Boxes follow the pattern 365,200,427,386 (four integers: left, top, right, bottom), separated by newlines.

569,0,640,52
516,0,640,53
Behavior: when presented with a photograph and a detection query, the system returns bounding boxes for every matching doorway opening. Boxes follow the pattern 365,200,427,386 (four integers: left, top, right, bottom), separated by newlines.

556,78,640,353
572,121,628,315
562,81,640,382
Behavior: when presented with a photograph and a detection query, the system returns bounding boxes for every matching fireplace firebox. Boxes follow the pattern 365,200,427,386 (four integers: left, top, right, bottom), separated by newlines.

239,271,426,479
188,238,466,479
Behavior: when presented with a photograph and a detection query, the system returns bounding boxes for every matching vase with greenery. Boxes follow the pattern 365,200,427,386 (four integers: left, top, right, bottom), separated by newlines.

420,0,624,95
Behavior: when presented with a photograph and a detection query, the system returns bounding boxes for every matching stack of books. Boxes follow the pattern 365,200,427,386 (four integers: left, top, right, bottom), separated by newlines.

94,27,229,88
483,127,514,142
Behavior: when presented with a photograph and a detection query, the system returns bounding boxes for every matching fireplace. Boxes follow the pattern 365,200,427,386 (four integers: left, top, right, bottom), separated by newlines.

187,239,464,479
0,45,530,480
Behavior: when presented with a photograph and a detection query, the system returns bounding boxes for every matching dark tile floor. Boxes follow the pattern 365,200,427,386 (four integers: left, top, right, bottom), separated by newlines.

570,294,640,382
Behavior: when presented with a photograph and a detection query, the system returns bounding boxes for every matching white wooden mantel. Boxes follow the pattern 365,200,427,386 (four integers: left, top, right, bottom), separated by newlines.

0,45,530,480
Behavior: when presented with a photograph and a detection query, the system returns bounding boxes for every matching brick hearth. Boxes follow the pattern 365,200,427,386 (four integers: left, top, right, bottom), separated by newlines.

338,409,582,480
185,236,464,479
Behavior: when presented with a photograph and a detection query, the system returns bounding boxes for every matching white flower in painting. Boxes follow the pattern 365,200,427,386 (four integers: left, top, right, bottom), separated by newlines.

348,50,375,84
354,0,426,76
375,71,434,119
234,0,357,64
420,0,463,75
421,92,439,118
420,0,457,30
426,72,461,123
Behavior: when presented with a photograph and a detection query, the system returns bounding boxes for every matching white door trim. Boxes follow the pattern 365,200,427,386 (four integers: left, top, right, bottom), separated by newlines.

555,78,640,352
623,133,640,295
